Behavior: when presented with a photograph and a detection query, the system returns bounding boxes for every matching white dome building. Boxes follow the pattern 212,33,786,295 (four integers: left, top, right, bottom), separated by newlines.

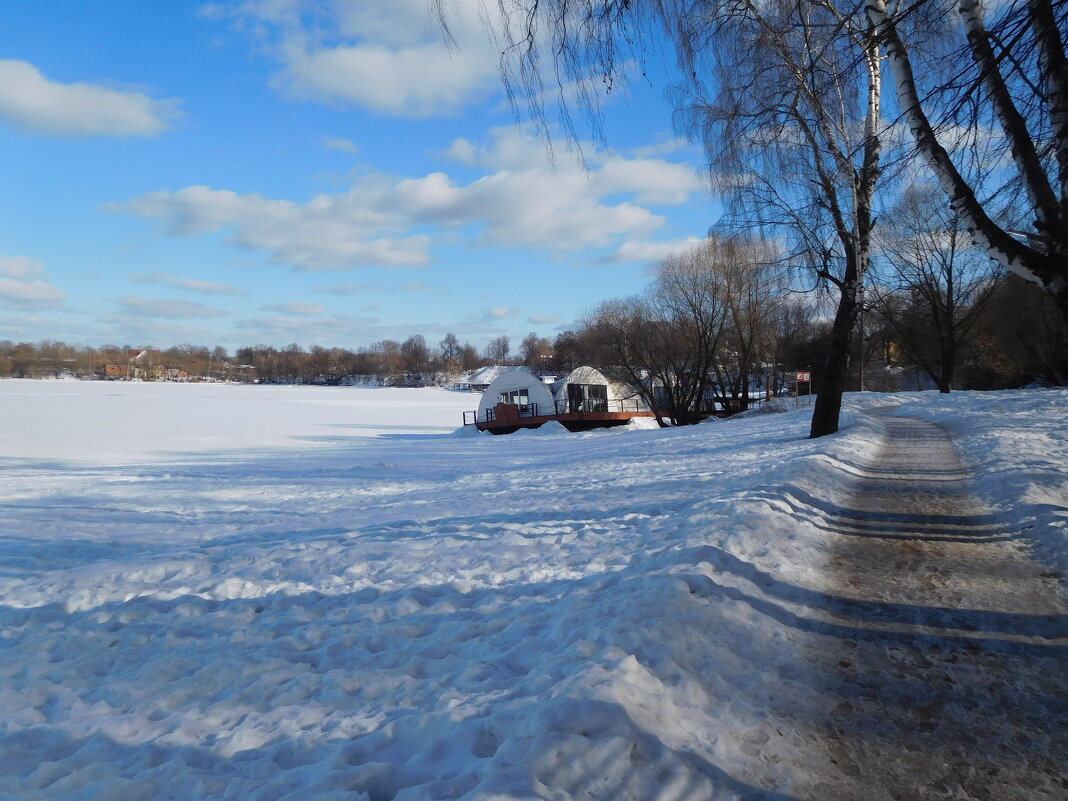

551,366,647,413
476,370,556,427
471,366,653,434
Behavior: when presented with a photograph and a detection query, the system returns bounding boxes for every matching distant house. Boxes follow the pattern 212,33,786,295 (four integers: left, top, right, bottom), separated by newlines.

101,349,187,382
463,366,654,434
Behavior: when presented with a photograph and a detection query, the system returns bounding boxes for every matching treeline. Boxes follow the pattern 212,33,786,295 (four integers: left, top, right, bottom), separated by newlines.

232,332,570,382
567,233,1066,426
2,246,1063,391
0,332,567,384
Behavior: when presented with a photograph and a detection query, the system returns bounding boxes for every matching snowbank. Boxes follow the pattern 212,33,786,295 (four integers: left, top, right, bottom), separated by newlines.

0,381,1063,799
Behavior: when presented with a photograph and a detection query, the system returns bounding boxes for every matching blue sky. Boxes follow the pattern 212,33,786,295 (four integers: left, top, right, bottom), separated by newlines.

0,0,718,353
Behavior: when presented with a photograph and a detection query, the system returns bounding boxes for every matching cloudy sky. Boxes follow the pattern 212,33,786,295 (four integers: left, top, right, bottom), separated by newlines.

1,0,717,352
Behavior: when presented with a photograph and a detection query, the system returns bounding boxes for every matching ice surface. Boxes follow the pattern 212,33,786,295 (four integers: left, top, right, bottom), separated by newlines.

0,381,1064,799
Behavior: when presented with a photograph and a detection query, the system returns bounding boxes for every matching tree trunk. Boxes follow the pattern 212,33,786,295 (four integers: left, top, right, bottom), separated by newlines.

810,282,860,437
1054,282,1068,329
865,0,1068,328
938,335,955,393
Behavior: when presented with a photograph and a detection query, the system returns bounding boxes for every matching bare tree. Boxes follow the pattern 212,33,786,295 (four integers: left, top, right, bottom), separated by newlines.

401,335,430,373
586,237,777,425
707,238,785,411
460,342,482,370
551,330,586,372
872,182,1003,392
439,332,461,370
675,1,884,435
520,332,553,366
866,0,1068,325
586,293,718,426
439,0,885,436
485,335,510,363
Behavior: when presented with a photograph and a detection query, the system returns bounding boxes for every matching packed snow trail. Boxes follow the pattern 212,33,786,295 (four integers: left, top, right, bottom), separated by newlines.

784,410,1068,799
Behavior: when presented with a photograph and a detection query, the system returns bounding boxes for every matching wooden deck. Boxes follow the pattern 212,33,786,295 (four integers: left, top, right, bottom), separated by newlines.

467,402,657,434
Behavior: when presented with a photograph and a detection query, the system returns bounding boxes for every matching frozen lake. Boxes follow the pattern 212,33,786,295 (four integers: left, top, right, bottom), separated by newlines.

0,380,476,464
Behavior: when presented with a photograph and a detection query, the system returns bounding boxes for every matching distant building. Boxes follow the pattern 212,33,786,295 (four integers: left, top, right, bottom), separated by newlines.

463,366,654,434
101,349,187,381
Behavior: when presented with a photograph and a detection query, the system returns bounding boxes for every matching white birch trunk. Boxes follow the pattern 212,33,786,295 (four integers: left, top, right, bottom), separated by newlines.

864,0,1047,287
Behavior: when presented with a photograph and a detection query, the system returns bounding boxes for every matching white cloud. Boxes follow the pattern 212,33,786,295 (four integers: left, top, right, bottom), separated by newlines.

113,127,703,268
528,314,561,325
133,270,244,295
212,0,501,117
315,281,377,295
0,255,66,309
261,301,325,315
390,169,663,250
111,185,432,270
487,307,516,319
323,135,359,153
448,126,554,172
442,137,478,166
0,60,178,137
233,313,443,347
599,237,708,265
0,256,40,279
94,316,220,347
401,281,449,295
117,297,227,319
628,137,697,159
591,159,706,205
280,41,497,117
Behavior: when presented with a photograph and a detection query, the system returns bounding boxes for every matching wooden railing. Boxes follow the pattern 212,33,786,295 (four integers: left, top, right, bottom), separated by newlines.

463,397,652,425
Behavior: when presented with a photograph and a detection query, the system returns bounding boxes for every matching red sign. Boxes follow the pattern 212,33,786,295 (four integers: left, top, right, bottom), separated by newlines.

795,371,811,382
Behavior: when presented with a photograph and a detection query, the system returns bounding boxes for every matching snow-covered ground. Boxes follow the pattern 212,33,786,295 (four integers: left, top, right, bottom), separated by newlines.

0,380,1065,800
0,381,474,465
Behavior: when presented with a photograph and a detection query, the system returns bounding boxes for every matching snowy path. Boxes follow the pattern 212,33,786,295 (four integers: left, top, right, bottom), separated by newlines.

784,410,1068,799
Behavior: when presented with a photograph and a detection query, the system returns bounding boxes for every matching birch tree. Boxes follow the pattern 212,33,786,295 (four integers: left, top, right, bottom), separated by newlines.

669,0,884,435
865,0,1068,324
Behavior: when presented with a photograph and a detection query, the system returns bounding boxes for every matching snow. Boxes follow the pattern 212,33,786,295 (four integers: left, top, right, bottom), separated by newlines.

877,389,1068,598
464,366,534,386
0,380,1065,799
0,381,473,465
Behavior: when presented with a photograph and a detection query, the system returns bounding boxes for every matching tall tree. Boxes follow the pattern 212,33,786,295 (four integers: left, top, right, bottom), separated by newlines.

520,332,553,366
401,335,430,373
866,0,1068,325
439,332,461,367
440,0,886,436
671,0,884,435
485,335,510,363
709,238,784,412
585,237,760,427
872,182,1003,392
